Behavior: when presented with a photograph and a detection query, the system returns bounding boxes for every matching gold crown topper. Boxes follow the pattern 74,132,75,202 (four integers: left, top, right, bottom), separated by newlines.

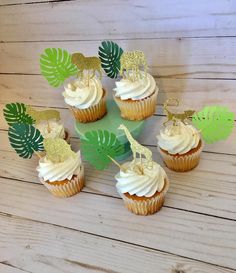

120,50,147,81
163,98,195,126
72,53,102,85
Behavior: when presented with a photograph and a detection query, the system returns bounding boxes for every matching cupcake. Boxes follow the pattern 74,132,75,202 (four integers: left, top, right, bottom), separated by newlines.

35,119,70,143
113,71,158,120
115,159,169,215
157,121,203,172
63,77,107,123
37,139,84,198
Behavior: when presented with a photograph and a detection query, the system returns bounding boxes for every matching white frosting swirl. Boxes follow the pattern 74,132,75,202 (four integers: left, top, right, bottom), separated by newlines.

115,161,167,197
157,122,200,155
35,120,65,139
113,72,157,100
37,151,82,182
63,78,103,109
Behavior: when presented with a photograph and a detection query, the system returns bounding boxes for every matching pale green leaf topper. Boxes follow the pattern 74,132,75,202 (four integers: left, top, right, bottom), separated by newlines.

192,106,234,144
98,41,123,79
80,130,125,170
3,102,35,126
8,123,44,159
40,48,78,87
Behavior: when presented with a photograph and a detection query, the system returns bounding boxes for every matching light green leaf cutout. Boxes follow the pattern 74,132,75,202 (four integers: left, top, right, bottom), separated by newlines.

40,48,78,87
98,41,123,79
192,106,234,144
80,130,124,170
3,102,35,126
8,123,44,159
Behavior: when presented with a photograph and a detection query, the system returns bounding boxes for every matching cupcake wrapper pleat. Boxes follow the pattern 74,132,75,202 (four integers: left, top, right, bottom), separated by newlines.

119,178,169,216
69,93,107,123
113,90,158,121
158,143,203,172
40,166,84,198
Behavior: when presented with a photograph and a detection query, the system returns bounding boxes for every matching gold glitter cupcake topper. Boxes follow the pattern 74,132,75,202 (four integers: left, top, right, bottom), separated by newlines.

26,106,60,124
71,52,102,85
118,124,153,173
163,98,195,126
120,50,147,81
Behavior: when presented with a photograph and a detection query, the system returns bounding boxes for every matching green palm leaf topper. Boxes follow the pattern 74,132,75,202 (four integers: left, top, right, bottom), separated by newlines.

3,102,35,126
8,123,44,159
192,106,234,144
98,41,123,79
80,130,125,170
40,48,78,87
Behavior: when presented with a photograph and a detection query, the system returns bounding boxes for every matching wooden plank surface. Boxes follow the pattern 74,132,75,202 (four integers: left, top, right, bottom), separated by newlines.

1,38,236,79
0,74,236,112
0,0,236,41
1,214,235,273
0,177,236,269
1,144,236,220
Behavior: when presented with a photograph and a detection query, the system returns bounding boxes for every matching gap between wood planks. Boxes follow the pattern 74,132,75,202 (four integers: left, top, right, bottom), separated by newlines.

0,170,235,222
0,209,235,272
0,0,76,8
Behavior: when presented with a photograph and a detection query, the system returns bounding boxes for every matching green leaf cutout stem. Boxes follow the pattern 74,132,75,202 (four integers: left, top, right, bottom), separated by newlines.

80,130,125,170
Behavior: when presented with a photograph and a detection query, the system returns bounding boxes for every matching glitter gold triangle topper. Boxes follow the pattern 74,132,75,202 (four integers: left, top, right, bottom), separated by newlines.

25,106,60,124
120,50,147,82
71,53,102,85
163,98,235,144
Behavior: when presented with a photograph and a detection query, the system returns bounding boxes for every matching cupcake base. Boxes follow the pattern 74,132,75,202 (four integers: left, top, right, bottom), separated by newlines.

70,89,107,123
158,141,203,172
113,89,158,121
40,166,84,198
119,179,169,215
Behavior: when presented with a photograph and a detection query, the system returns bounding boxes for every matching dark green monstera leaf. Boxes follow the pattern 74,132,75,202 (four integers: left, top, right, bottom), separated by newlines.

8,123,44,159
80,130,124,170
40,48,77,87
192,106,234,144
98,41,123,78
3,102,35,126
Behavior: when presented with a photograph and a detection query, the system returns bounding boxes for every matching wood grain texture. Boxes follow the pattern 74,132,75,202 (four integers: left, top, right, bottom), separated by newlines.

0,0,236,41
0,74,236,112
1,103,236,155
0,144,236,220
2,214,235,273
0,177,236,269
1,38,236,79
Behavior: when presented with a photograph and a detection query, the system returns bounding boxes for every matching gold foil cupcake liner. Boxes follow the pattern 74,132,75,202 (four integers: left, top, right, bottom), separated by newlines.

119,178,169,216
40,166,84,198
69,90,107,123
158,143,203,172
113,89,158,121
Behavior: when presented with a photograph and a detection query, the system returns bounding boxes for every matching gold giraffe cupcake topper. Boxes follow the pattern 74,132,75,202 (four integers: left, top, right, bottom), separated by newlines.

163,98,195,127
120,50,147,82
118,124,153,174
71,53,102,86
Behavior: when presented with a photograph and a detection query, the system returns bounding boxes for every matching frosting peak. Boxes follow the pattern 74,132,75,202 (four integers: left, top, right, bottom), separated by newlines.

35,120,65,139
37,151,82,182
63,78,103,109
115,160,167,197
157,122,200,155
113,72,157,100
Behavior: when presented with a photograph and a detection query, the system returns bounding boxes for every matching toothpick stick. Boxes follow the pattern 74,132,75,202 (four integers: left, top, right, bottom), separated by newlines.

107,155,125,171
34,150,42,159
